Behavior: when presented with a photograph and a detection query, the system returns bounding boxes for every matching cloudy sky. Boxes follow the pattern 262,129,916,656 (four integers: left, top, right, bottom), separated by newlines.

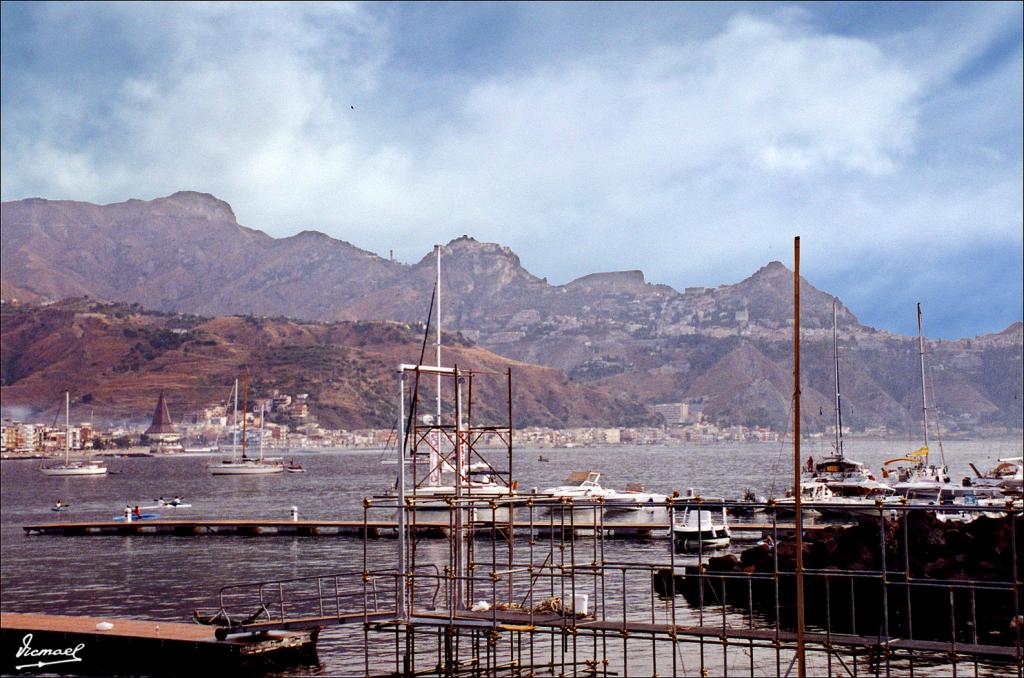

2,2,1021,339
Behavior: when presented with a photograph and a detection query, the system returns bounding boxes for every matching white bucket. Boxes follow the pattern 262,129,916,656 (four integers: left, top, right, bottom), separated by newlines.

571,593,589,616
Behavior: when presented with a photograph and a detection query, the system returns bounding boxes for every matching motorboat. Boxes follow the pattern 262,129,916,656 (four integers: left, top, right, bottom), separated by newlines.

600,482,670,525
773,481,832,517
672,507,731,552
969,457,1023,494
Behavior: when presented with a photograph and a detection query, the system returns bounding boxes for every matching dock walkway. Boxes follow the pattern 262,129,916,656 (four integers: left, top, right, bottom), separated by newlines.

22,518,834,538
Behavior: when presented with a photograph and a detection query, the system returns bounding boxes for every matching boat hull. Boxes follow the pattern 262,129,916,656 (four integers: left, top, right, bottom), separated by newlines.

40,465,108,476
208,462,284,475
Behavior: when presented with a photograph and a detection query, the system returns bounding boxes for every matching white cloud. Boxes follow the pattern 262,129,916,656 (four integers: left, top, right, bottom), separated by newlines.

1,4,1020,337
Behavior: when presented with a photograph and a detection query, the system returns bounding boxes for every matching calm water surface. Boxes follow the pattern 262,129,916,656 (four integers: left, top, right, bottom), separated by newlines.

2,440,1019,675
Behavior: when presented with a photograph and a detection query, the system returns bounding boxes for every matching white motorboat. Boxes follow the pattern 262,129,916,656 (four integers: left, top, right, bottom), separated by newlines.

672,507,731,551
542,471,617,502
600,482,670,525
41,391,108,476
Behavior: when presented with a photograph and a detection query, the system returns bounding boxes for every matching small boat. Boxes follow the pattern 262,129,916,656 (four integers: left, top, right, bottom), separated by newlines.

50,504,71,512
969,457,1023,494
142,498,192,510
537,455,549,462
729,489,764,517
113,513,161,521
284,461,306,473
672,507,731,552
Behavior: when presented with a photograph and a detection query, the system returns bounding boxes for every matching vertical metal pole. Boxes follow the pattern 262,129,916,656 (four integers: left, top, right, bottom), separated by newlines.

433,244,443,486
398,369,408,619
917,303,930,463
793,236,807,678
454,366,464,610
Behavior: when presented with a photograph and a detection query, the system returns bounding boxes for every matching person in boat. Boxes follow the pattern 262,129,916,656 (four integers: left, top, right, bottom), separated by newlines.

171,496,182,505
157,496,166,505
132,505,142,518
54,499,63,509
806,456,814,473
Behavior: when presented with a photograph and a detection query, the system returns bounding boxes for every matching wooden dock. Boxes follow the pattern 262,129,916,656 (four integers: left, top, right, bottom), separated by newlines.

404,609,1023,662
22,518,839,539
0,612,318,674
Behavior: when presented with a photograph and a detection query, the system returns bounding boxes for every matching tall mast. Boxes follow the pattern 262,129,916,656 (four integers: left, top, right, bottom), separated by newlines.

232,379,239,462
832,300,844,460
241,370,249,461
432,244,442,486
917,303,930,465
65,390,71,465
258,402,265,463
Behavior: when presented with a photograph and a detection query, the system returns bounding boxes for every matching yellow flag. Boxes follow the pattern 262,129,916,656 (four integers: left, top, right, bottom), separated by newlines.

909,446,929,457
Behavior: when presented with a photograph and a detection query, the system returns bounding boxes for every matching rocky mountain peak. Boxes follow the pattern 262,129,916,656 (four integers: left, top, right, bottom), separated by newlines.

566,270,647,291
150,191,237,223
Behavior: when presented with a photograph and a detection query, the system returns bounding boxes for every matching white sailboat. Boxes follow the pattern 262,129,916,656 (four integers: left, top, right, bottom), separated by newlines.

807,302,898,517
41,391,107,476
885,303,950,495
405,245,514,523
209,374,283,475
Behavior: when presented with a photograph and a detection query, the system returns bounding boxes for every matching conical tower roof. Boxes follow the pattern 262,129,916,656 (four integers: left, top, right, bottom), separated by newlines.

144,391,177,435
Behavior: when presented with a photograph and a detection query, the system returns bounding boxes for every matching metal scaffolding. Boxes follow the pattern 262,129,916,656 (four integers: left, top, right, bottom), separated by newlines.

198,364,1023,677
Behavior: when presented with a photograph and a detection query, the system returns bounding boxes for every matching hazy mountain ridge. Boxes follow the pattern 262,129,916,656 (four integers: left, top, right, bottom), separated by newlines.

0,301,656,429
2,192,1020,432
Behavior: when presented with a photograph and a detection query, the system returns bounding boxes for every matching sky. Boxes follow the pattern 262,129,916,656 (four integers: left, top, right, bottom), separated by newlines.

2,2,1021,339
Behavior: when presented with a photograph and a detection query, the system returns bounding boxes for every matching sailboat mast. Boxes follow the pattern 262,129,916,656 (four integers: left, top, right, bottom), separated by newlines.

258,402,265,462
241,370,249,461
832,301,844,460
917,303,930,464
232,379,239,462
65,390,71,465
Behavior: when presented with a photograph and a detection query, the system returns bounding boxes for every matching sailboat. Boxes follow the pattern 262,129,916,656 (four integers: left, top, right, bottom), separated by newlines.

805,302,897,517
403,245,514,523
208,373,283,475
884,303,950,495
40,391,108,476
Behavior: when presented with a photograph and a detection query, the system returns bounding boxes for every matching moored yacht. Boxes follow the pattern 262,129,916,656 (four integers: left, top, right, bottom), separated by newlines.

40,391,108,477
208,376,283,475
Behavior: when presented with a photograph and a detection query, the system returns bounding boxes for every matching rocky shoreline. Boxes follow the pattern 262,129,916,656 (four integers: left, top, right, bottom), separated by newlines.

656,511,1022,646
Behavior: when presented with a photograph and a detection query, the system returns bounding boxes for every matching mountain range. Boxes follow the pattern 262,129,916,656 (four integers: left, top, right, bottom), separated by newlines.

2,192,1021,432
